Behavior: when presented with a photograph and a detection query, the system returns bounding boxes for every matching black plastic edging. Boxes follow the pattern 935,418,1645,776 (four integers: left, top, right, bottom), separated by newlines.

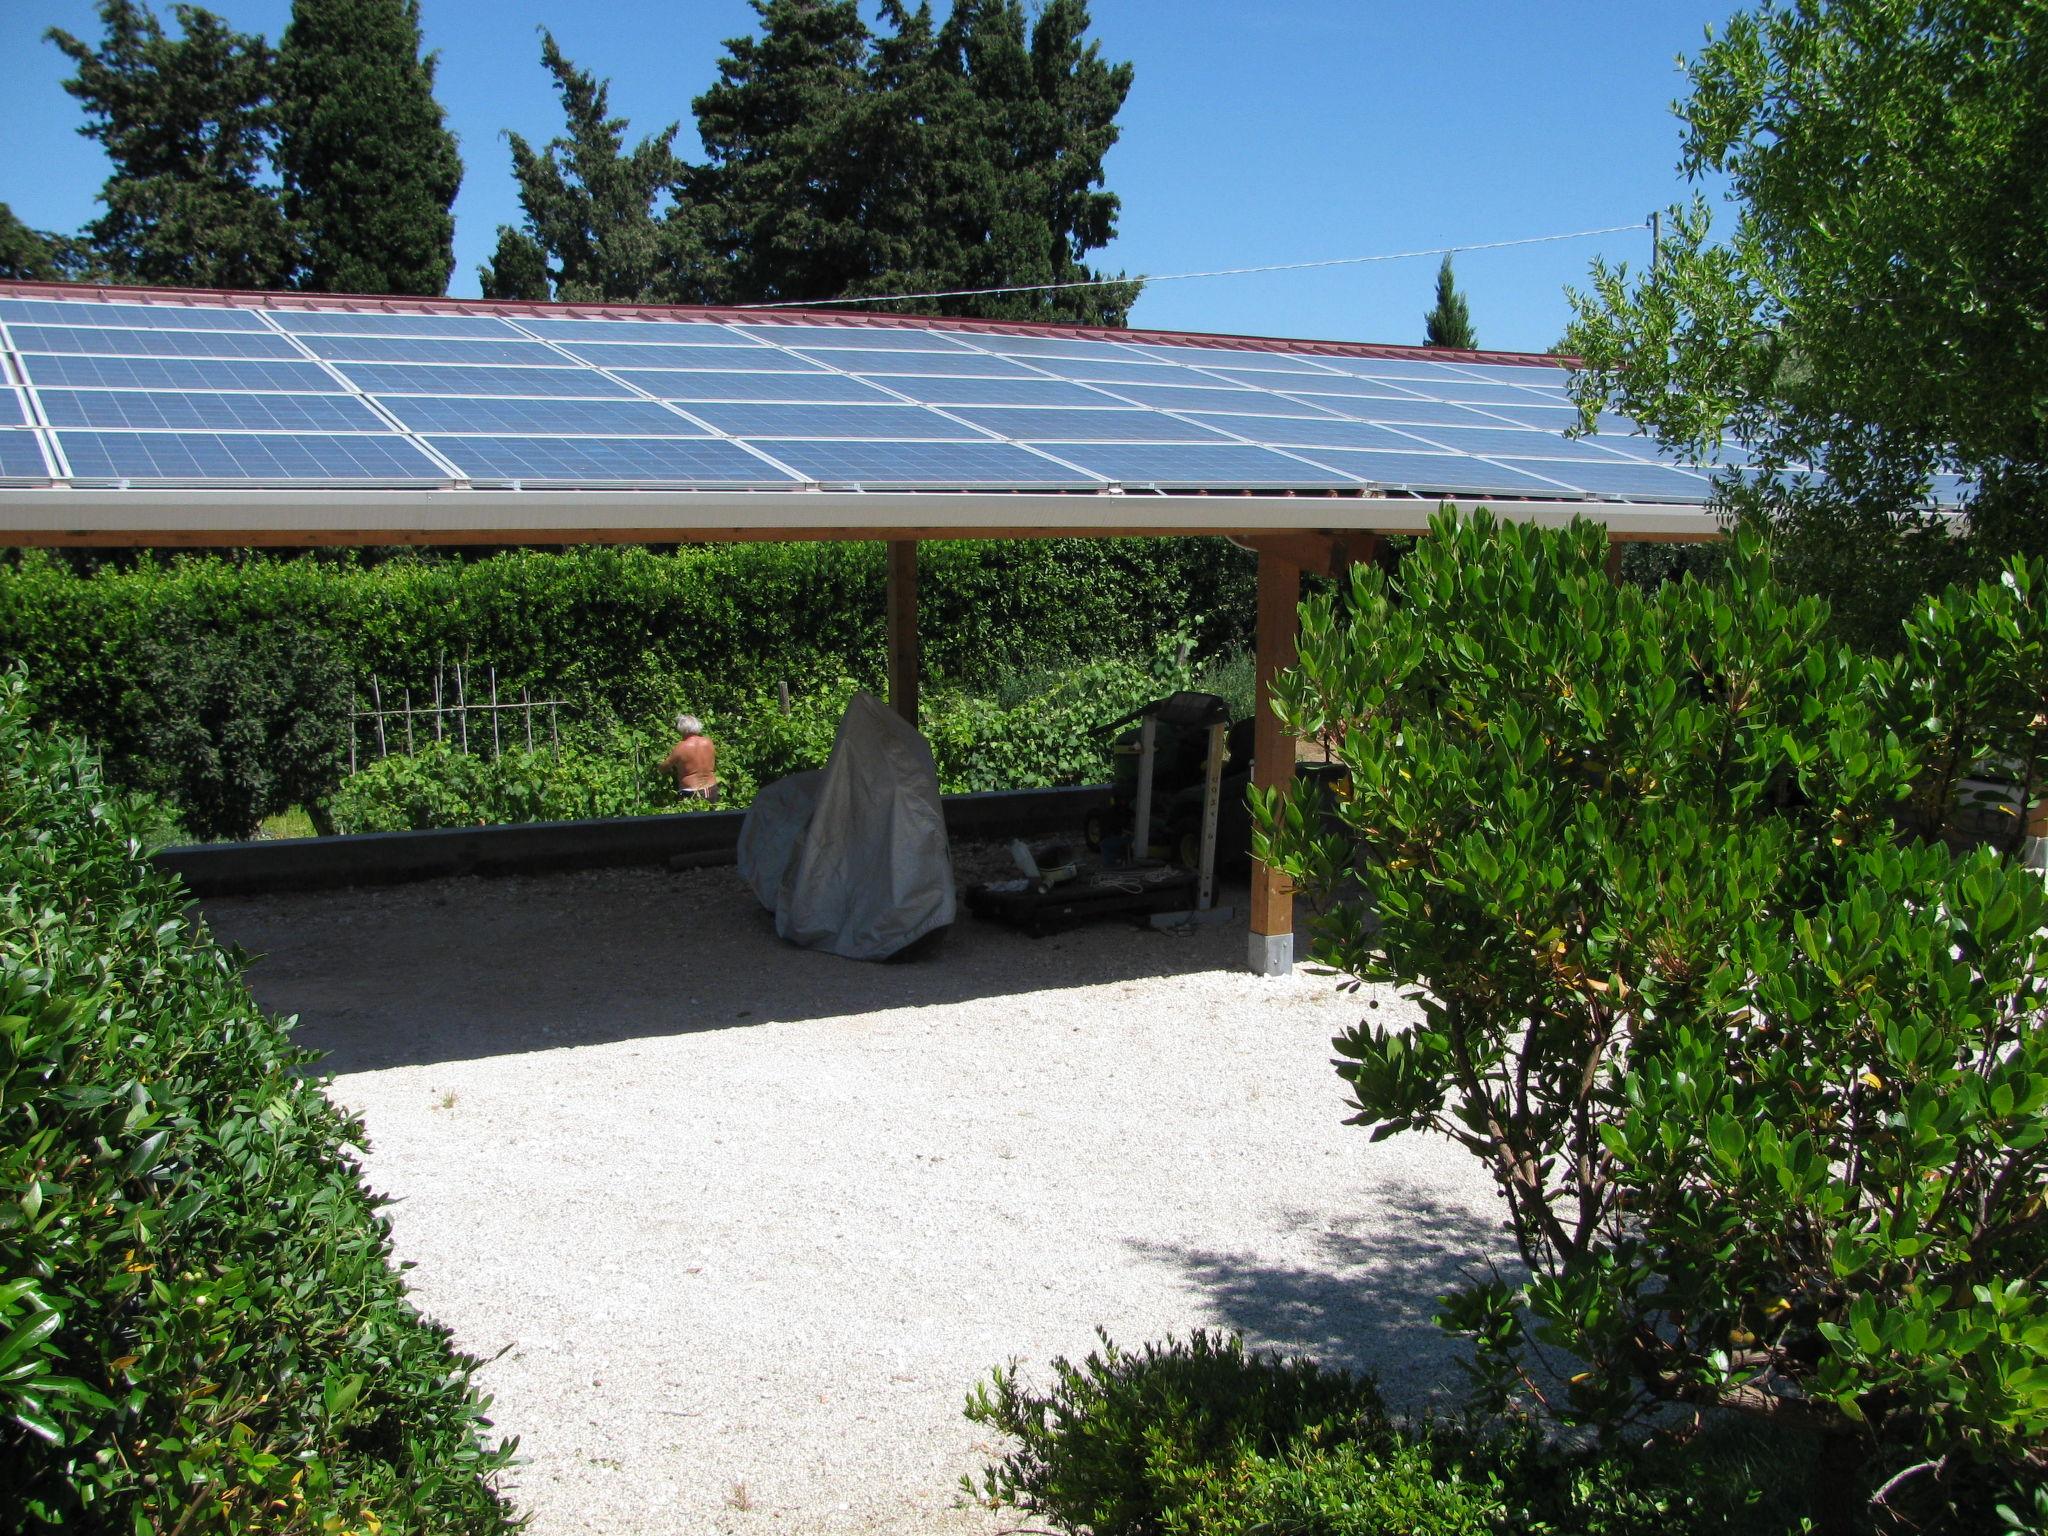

157,783,1113,898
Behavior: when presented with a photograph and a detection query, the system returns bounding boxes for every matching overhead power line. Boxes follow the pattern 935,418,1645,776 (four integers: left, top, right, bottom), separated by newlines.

731,222,1650,310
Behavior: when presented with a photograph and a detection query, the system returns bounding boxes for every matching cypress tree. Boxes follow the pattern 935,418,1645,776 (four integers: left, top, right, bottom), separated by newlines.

691,1,879,307
277,0,462,296
47,1,294,289
482,31,710,304
1423,253,1477,349
0,205,91,282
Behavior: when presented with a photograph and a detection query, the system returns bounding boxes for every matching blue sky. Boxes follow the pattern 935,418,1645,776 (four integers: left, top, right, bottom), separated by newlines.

2,1,1730,352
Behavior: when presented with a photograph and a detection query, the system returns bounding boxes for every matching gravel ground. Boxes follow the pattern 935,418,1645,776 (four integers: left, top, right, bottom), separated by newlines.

202,856,1511,1536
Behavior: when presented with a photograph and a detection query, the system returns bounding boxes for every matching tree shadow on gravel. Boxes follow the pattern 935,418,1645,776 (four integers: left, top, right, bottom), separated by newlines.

1130,1181,1522,1412
200,864,1312,1074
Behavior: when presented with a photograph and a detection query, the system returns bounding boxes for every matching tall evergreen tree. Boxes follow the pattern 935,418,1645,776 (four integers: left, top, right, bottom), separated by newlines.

47,1,294,289
1423,254,1477,349
691,1,879,307
689,0,1138,322
277,0,462,296
0,205,91,282
481,31,710,304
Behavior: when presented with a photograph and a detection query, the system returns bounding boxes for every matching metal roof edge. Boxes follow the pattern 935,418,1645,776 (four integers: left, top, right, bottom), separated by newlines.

0,279,1582,372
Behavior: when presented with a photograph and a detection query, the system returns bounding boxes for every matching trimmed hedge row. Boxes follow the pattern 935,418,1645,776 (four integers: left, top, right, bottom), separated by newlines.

0,674,517,1531
0,539,1253,837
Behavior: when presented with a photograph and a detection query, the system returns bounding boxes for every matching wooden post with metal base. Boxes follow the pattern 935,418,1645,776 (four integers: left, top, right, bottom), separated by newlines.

1248,548,1300,975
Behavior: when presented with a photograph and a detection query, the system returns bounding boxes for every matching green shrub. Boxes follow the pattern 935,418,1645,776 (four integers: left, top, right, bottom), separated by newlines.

330,738,672,832
966,1330,1814,1536
0,673,517,1532
1256,510,2048,1519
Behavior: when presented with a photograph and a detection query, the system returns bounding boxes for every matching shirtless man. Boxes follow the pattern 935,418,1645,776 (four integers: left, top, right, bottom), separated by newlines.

661,714,719,804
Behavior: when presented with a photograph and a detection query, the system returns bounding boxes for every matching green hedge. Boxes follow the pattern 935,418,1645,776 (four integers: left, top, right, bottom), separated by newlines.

0,674,517,1531
0,539,1252,836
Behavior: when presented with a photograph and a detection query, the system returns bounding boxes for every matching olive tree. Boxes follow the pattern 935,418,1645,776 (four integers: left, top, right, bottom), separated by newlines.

1255,510,2048,1524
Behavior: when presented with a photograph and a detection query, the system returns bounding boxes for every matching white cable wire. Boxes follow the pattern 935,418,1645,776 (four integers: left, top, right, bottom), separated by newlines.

731,222,1648,310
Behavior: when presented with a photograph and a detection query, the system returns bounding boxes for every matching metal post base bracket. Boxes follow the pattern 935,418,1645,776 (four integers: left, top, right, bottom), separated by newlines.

1248,931,1294,977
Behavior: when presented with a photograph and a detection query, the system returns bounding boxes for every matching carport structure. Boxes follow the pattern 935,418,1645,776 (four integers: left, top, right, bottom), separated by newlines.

0,279,1720,972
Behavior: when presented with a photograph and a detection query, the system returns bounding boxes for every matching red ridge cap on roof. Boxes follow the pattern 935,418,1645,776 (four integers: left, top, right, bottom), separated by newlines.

0,278,1581,371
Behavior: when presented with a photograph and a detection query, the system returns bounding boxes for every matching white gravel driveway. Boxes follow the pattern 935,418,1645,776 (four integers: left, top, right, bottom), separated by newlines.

203,861,1509,1536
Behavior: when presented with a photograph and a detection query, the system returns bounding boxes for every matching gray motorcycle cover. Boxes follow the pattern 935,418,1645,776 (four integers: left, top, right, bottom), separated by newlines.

734,692,955,959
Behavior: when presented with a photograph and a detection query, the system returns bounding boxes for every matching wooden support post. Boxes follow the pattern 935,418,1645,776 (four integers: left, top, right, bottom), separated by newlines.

1605,543,1626,582
1249,548,1301,976
886,539,920,729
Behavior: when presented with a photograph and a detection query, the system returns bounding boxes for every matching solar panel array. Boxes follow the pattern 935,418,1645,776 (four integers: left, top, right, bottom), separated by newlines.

0,293,1740,500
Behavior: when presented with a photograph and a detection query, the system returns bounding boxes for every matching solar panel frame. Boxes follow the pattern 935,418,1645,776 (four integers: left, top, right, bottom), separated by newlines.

332,363,637,399
427,435,799,485
875,375,1126,408
613,369,900,403
949,406,1234,443
755,439,1101,488
512,317,748,345
0,298,268,331
10,326,305,360
298,335,564,367
791,348,1048,379
56,429,449,483
1034,441,1360,488
0,430,49,478
15,354,349,393
38,389,389,433
1088,382,1344,419
558,341,823,372
1285,448,1582,495
731,323,979,353
269,310,529,339
683,401,1000,440
373,397,714,436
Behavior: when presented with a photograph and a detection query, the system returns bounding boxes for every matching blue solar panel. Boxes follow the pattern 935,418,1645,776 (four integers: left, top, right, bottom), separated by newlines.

877,376,1123,408
1040,442,1351,488
335,363,634,398
39,390,386,432
427,435,793,485
57,431,445,482
733,324,977,353
1306,395,1509,430
757,439,1098,487
300,335,560,366
1317,359,1484,385
1247,371,1425,401
959,333,1151,363
0,298,266,331
561,341,820,372
18,354,346,393
378,397,708,435
1488,458,1712,500
1427,379,1582,407
1091,382,1339,418
1286,449,1575,494
1457,400,1583,432
516,317,745,344
1199,416,1437,452
271,310,525,338
952,406,1230,442
1565,430,1672,463
1130,345,1346,376
1047,357,1190,386
1393,424,1639,463
1443,362,1576,386
1,389,25,427
797,349,1044,379
688,402,995,440
615,369,897,403
11,326,302,360
0,430,47,477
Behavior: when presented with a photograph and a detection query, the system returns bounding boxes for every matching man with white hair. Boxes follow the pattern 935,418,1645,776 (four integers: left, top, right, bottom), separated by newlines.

662,713,719,804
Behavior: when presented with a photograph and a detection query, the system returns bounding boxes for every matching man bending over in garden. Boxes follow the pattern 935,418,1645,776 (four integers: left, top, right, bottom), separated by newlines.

662,714,719,804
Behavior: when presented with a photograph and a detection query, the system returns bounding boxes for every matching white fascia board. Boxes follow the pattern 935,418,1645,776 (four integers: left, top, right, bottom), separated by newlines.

0,486,1722,541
